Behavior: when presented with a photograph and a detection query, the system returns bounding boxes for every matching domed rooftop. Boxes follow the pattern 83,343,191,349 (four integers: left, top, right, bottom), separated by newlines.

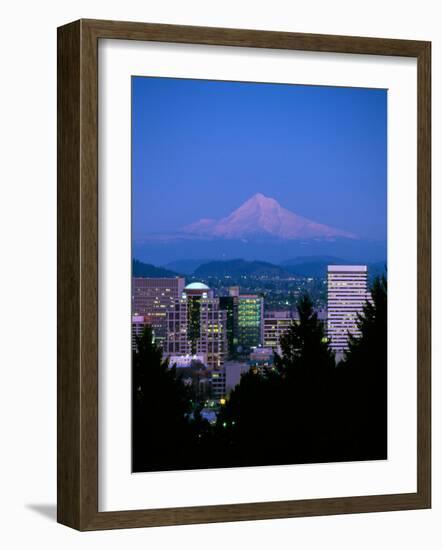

184,282,210,290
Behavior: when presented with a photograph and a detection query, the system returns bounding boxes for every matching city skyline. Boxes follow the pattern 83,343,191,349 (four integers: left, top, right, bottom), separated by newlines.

132,265,367,360
131,264,375,440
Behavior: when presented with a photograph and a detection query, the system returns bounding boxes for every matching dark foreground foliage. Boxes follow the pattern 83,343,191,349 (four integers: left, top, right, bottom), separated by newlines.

133,276,387,472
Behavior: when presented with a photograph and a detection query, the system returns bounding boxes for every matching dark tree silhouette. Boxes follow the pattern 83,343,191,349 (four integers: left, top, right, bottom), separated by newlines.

272,294,336,462
334,275,388,460
344,275,387,370
215,294,336,466
275,293,335,374
132,325,194,471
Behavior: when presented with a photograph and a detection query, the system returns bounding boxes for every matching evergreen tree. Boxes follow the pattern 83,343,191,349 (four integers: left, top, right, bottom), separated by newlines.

216,294,337,466
335,275,388,460
214,367,281,466
132,325,193,471
343,275,387,372
275,293,335,375
273,294,336,461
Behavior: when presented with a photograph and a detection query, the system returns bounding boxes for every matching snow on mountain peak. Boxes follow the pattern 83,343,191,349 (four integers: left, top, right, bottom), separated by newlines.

182,194,356,240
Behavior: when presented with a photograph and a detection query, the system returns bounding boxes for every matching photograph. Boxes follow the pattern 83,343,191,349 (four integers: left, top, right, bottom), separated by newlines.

131,75,388,473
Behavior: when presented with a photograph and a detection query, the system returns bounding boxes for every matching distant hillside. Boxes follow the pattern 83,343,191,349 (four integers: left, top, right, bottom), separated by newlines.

132,259,182,278
194,259,292,279
282,255,345,266
163,259,208,275
282,256,345,277
282,257,387,279
133,236,387,267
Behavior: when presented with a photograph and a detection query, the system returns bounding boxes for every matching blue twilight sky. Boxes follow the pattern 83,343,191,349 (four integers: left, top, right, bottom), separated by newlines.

132,76,387,241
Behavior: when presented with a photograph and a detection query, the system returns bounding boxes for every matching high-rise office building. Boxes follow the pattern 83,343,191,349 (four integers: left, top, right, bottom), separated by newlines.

131,314,149,350
327,265,370,353
210,369,226,400
166,282,227,369
263,310,298,353
219,286,239,358
237,294,263,352
263,309,328,354
132,277,185,344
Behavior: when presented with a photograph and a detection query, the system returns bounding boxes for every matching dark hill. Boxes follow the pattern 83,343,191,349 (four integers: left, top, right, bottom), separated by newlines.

132,259,182,278
163,259,208,275
194,259,292,279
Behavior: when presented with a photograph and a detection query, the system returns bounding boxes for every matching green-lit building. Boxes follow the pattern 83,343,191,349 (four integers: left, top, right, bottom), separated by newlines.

237,294,263,352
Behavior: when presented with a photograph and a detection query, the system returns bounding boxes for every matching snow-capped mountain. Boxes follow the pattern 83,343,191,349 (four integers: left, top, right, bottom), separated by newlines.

182,193,356,240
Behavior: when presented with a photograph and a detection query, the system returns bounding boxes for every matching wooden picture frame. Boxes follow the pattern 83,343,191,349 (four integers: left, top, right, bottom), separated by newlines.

57,19,431,530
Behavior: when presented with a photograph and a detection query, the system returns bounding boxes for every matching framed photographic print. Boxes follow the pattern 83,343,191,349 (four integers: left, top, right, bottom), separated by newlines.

57,19,431,530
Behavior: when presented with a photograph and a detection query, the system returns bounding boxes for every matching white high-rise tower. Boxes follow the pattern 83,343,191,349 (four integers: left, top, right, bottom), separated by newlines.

327,265,370,354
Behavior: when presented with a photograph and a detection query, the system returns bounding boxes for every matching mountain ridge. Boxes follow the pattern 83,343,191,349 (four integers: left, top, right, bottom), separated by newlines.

133,257,387,280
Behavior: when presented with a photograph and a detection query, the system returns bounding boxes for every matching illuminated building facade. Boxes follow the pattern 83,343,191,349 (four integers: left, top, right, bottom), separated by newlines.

327,265,370,353
263,309,327,353
131,314,150,350
210,369,226,400
237,294,263,352
165,353,207,368
249,347,274,369
166,282,227,369
132,277,185,344
263,310,298,353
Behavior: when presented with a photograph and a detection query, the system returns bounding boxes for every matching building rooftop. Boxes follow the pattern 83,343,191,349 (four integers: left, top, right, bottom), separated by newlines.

184,282,210,290
327,265,367,272
264,311,296,319
250,347,274,355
